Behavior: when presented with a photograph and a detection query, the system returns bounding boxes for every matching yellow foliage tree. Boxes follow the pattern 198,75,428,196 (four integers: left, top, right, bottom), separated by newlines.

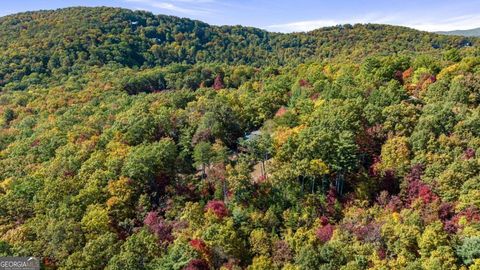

377,136,411,176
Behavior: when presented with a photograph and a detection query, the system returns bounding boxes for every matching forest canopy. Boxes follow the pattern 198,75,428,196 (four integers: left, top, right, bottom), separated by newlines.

1,6,480,270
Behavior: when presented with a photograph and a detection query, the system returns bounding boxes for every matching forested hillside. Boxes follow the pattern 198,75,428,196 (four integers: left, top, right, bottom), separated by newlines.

439,28,480,37
0,7,476,90
1,6,480,270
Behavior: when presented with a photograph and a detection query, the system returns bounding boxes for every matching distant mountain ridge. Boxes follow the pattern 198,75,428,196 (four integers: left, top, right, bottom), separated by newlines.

0,7,478,88
437,27,480,37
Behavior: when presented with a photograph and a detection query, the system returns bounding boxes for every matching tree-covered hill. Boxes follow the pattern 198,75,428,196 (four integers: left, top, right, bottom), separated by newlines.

438,28,480,37
0,6,477,90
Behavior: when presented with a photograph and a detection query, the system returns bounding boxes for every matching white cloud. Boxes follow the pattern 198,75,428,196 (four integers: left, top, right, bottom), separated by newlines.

266,13,480,33
0,10,17,17
267,19,345,32
124,0,213,15
265,14,398,33
406,14,480,32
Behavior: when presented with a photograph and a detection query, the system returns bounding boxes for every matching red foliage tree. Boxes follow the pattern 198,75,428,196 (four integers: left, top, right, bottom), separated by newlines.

447,207,480,233
405,164,438,205
464,148,476,160
460,207,480,222
272,240,293,265
298,79,310,87
205,200,228,219
377,248,387,260
386,195,403,212
346,222,382,243
144,211,173,245
378,170,399,195
437,202,457,233
326,189,338,217
275,106,288,117
416,184,437,204
190,239,209,254
221,259,241,270
213,74,224,90
316,223,334,244
394,70,404,84
402,67,413,81
183,259,210,270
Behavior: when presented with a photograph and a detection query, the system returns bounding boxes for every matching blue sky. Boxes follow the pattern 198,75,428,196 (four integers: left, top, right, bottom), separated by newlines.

2,0,480,32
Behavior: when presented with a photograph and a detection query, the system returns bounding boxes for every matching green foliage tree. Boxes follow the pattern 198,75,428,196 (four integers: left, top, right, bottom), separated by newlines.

193,141,215,179
106,229,160,270
457,237,480,266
